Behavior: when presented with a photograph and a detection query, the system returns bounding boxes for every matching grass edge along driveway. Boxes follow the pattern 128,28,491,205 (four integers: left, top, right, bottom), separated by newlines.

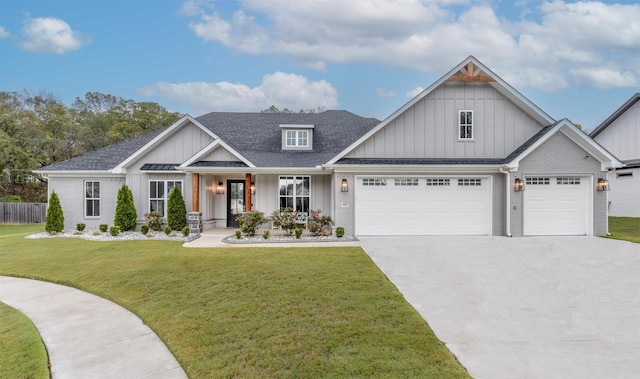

0,225,470,378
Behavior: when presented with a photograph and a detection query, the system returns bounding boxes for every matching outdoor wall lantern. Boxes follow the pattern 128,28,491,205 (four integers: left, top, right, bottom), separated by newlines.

216,181,225,194
514,178,524,192
341,178,349,192
251,182,256,194
597,178,610,191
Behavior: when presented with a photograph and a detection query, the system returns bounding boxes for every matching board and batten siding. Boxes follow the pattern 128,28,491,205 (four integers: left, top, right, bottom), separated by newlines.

593,100,640,161
200,146,242,162
345,82,545,159
253,174,333,218
48,176,125,231
125,121,216,221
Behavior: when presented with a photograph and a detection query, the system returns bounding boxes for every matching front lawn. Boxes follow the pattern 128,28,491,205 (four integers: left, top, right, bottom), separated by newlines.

0,225,470,378
0,301,49,378
608,217,640,243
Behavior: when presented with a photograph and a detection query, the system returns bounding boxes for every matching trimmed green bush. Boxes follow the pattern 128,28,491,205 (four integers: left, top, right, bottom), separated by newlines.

167,186,187,231
235,230,242,239
295,228,303,239
144,212,162,231
336,226,345,238
164,226,172,235
45,191,64,234
109,226,121,236
114,184,137,231
76,223,86,232
99,224,108,233
182,226,190,237
140,225,149,235
263,230,270,240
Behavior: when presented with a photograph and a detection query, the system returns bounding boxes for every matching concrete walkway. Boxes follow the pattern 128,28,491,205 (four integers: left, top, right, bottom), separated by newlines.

0,276,187,379
359,236,640,379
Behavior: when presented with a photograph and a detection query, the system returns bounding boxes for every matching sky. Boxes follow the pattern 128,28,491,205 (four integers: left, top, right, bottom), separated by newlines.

1,0,639,132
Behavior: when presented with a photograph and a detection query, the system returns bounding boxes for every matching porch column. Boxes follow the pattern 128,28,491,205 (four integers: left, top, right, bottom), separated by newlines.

192,173,200,212
245,173,252,212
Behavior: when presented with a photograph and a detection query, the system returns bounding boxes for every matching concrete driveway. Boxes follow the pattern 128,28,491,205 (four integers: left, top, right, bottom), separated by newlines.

359,236,640,379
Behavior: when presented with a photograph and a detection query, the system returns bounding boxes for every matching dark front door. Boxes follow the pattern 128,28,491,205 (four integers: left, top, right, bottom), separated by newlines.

227,180,245,227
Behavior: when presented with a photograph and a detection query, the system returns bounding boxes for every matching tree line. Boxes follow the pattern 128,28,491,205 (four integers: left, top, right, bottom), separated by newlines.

0,91,181,202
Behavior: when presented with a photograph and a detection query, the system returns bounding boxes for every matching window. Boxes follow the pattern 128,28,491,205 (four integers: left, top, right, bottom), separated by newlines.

526,177,550,185
459,110,473,139
279,176,310,212
149,180,182,217
362,178,387,186
458,178,482,186
426,178,450,186
85,181,100,217
285,130,309,147
557,177,581,185
395,178,419,186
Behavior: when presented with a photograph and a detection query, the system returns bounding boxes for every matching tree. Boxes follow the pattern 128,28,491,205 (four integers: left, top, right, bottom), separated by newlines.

114,184,137,231
260,105,324,114
45,191,64,234
167,186,186,231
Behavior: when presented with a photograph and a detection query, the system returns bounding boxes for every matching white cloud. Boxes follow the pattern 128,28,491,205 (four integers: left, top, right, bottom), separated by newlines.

182,0,640,92
405,87,424,99
0,26,9,38
138,72,338,114
375,88,395,98
20,17,88,54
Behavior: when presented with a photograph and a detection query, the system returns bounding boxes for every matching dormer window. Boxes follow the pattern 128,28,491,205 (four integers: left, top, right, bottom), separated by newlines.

459,110,473,140
280,124,314,150
286,130,308,147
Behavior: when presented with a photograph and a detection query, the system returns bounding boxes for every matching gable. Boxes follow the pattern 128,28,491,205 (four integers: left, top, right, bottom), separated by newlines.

591,97,640,161
199,145,242,162
127,121,216,171
344,81,546,160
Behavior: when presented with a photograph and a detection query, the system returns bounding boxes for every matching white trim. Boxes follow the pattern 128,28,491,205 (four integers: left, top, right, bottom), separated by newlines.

285,129,309,148
179,139,255,169
112,115,219,174
35,171,124,178
328,164,502,174
83,180,101,218
507,119,624,171
458,110,474,140
279,124,314,129
180,167,328,175
327,56,556,165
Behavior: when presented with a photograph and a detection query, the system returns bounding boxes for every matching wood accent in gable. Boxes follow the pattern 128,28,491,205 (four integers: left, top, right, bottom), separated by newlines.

447,62,496,83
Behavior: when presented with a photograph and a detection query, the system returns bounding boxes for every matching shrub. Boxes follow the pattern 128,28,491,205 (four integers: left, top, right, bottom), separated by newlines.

145,212,163,231
336,227,345,238
308,209,332,236
235,230,242,239
295,228,303,239
182,226,190,237
99,224,108,233
76,223,86,232
271,208,298,236
45,191,64,234
164,226,172,235
114,184,137,231
236,211,266,237
140,225,149,235
109,226,120,236
262,230,270,240
167,186,187,231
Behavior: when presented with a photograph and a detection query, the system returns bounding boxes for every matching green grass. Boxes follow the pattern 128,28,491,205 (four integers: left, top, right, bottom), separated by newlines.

607,217,640,243
0,301,50,378
0,225,470,378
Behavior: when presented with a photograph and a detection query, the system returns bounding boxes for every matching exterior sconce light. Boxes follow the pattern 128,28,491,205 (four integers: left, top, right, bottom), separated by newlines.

216,181,225,194
514,178,524,192
251,182,256,194
597,178,610,191
341,178,349,192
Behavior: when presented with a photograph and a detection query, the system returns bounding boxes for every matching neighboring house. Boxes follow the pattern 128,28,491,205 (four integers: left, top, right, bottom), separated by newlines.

36,56,623,236
590,93,640,217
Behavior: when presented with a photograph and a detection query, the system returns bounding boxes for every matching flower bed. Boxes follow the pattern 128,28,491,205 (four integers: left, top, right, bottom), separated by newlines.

222,233,357,244
26,230,199,242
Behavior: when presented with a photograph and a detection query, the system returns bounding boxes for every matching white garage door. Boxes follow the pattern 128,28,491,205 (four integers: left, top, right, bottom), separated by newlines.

523,176,590,236
355,177,491,235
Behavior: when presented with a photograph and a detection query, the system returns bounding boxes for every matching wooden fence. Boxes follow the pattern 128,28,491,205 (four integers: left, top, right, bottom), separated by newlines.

0,202,48,224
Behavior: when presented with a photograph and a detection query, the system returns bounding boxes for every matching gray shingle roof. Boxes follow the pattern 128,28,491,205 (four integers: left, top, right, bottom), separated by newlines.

589,93,640,138
195,110,380,167
38,129,164,171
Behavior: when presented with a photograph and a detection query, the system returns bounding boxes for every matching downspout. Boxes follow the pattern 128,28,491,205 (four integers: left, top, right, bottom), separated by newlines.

499,166,513,237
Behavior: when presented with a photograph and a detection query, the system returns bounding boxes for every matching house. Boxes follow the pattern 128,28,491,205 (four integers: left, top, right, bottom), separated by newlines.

36,56,623,236
589,93,640,217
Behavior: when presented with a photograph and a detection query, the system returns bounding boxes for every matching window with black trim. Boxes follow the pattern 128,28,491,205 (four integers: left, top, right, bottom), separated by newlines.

149,180,182,217
85,181,100,217
459,110,473,139
279,176,310,212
